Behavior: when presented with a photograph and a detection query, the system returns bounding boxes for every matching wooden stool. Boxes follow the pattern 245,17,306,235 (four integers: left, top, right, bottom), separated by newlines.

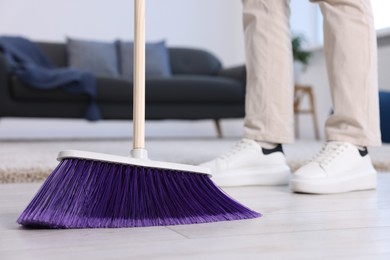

294,84,320,140
214,119,223,138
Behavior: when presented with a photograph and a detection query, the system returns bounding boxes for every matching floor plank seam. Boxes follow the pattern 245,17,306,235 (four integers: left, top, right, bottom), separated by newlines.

176,225,390,240
165,227,191,239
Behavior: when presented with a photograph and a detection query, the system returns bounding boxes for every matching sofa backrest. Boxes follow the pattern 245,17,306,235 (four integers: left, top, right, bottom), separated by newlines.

37,42,68,67
168,48,222,76
36,42,223,75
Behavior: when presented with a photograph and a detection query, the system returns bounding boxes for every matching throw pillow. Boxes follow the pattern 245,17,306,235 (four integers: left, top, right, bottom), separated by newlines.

118,40,172,81
67,37,120,77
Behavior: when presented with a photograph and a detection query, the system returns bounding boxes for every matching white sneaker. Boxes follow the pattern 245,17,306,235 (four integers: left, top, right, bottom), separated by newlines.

200,139,291,187
291,141,377,194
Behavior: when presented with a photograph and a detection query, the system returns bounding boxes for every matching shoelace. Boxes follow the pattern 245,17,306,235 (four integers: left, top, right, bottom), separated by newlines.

219,139,252,160
310,142,349,168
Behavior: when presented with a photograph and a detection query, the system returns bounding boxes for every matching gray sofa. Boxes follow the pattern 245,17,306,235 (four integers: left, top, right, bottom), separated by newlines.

0,42,246,137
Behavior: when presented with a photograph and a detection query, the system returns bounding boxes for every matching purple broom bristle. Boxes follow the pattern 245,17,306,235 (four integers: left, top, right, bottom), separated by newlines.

17,158,261,228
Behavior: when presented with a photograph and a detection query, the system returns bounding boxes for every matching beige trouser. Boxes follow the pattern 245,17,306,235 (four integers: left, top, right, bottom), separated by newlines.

242,0,381,147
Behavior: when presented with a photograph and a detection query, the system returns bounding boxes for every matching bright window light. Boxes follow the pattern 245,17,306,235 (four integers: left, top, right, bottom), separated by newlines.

315,1,390,44
372,0,390,30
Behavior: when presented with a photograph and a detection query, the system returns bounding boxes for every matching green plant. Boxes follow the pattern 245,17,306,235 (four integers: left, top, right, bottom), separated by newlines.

292,35,311,68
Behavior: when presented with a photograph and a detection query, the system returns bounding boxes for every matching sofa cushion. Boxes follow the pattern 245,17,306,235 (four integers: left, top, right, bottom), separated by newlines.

94,76,244,104
67,38,120,77
11,75,244,104
118,40,172,81
11,76,128,103
144,76,244,103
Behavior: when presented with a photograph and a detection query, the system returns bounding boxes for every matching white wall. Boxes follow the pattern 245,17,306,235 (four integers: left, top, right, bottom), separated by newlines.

0,0,245,67
290,1,319,47
0,0,319,66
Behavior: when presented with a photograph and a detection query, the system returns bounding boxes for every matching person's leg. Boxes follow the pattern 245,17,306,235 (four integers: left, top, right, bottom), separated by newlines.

243,0,294,144
316,0,381,146
292,0,380,194
200,0,293,187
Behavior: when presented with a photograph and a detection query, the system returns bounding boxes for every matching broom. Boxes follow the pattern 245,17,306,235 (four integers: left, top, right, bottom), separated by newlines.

17,0,260,228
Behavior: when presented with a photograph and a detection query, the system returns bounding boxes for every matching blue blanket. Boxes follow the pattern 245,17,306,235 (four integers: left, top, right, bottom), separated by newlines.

0,36,100,121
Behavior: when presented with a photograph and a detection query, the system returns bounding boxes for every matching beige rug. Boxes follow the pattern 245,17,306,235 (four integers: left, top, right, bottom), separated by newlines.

1,138,389,183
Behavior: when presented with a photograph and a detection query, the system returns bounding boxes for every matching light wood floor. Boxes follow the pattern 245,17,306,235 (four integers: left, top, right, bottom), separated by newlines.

1,174,390,260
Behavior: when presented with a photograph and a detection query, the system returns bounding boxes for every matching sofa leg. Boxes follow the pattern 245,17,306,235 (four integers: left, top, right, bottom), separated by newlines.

214,119,223,138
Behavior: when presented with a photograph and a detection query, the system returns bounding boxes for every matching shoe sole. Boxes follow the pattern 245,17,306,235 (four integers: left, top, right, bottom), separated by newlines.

290,171,377,194
211,165,291,187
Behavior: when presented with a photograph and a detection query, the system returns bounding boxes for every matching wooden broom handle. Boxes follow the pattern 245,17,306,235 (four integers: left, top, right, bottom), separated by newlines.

133,0,146,149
